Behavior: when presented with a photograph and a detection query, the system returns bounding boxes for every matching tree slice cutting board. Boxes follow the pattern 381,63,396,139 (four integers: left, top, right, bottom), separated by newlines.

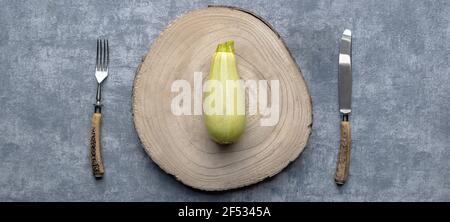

132,6,312,191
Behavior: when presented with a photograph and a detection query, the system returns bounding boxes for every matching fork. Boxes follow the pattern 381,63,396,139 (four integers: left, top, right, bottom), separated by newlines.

90,39,109,178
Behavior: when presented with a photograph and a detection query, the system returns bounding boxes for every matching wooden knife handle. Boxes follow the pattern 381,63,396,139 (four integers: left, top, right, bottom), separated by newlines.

90,113,104,178
335,121,351,185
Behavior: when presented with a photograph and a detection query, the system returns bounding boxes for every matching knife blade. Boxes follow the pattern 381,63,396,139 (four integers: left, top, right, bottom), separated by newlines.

335,29,352,185
339,29,352,114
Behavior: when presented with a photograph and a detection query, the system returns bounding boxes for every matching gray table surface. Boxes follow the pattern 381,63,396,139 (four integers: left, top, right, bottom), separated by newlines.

0,0,449,201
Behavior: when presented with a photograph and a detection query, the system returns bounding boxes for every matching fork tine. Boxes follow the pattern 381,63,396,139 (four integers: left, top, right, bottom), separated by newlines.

96,39,100,69
103,39,107,71
99,39,103,70
106,39,109,70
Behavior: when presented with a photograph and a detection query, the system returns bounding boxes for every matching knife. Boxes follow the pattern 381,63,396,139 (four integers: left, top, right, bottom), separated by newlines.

335,29,352,185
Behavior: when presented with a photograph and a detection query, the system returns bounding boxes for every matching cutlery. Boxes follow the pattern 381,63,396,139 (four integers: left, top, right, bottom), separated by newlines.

90,39,109,178
335,29,352,185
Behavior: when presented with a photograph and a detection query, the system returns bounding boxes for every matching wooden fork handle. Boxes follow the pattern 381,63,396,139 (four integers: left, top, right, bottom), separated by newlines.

335,121,351,185
90,113,104,178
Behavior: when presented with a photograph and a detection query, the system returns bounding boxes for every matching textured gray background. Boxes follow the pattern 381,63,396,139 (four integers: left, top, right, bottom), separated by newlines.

0,0,449,201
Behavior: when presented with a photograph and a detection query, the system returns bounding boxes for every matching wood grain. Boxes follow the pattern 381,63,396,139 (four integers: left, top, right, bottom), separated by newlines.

335,121,351,185
90,113,104,178
132,6,312,190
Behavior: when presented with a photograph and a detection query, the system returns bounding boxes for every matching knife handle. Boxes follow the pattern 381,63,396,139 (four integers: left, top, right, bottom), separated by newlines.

90,112,105,178
335,120,351,185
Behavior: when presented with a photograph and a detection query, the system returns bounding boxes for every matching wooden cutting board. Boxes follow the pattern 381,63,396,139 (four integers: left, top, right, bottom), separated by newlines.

132,6,312,191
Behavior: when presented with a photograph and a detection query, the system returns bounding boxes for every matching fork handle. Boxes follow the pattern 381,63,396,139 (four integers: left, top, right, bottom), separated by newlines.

335,120,351,185
90,112,105,178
